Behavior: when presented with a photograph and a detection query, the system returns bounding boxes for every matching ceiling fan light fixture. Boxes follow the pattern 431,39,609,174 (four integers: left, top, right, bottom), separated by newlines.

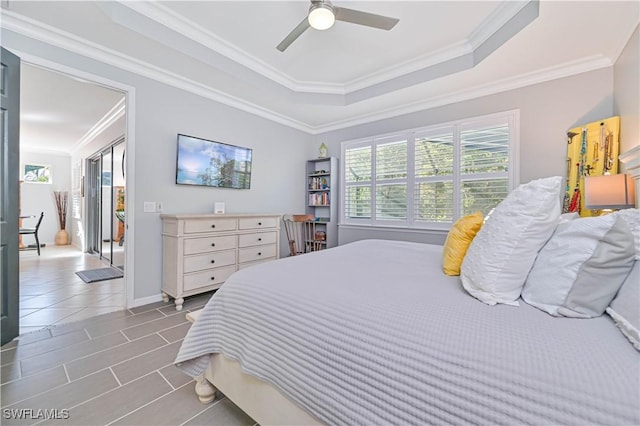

308,4,335,30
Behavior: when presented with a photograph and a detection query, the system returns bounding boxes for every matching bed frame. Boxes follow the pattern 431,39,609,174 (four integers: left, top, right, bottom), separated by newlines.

186,311,322,425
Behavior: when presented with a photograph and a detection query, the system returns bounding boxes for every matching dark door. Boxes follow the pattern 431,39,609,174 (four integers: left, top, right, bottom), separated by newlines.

1,47,20,345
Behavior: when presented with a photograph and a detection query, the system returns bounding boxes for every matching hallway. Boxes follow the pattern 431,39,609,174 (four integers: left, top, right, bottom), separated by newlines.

19,246,124,335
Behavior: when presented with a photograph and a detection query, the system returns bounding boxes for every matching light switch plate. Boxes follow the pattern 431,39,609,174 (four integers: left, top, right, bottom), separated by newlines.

143,201,156,212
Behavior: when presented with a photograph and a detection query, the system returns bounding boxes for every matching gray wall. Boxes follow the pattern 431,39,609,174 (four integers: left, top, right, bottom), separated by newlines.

5,30,312,303
614,25,639,154
317,68,615,245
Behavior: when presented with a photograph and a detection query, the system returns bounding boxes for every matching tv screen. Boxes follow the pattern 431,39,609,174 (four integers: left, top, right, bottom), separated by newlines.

176,134,252,189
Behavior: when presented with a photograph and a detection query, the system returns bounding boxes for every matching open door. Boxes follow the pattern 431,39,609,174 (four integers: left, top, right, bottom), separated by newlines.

1,48,20,345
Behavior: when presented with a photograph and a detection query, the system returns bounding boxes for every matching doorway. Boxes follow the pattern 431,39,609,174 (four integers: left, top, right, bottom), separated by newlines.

87,138,126,270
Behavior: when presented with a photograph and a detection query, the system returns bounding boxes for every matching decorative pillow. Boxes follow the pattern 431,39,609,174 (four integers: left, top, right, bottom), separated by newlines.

522,215,635,318
442,212,483,276
606,261,639,350
612,208,640,260
461,176,563,306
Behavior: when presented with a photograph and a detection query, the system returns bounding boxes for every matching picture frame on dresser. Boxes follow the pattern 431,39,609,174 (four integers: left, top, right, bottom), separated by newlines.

160,213,281,310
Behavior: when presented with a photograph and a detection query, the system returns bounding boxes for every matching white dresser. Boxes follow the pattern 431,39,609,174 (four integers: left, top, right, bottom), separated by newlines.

161,213,281,310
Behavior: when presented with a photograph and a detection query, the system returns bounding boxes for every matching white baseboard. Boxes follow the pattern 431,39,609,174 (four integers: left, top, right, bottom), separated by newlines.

131,293,163,308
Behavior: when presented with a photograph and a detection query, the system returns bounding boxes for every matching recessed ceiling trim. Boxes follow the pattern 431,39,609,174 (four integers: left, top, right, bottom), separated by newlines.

313,54,612,134
1,8,612,136
1,10,314,133
115,0,539,101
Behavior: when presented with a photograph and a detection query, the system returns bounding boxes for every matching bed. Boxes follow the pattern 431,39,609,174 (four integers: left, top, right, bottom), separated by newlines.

175,239,639,425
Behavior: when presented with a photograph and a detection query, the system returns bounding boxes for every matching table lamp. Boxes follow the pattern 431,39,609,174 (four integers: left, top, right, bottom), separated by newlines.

584,174,636,210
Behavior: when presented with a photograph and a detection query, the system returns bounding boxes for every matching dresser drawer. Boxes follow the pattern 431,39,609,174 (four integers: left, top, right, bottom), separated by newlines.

183,218,237,234
184,249,236,273
238,217,278,230
239,245,277,263
238,231,277,248
184,235,237,255
183,265,236,292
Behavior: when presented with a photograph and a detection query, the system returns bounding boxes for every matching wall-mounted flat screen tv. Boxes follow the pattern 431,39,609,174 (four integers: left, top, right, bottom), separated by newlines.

176,134,252,189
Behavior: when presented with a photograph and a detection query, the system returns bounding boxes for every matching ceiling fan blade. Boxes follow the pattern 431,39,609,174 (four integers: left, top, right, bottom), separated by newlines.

277,17,311,52
334,7,399,30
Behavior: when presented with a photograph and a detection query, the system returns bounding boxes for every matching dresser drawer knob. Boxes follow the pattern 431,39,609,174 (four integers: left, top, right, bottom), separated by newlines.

258,252,262,256
258,222,262,226
211,276,215,281
258,238,262,241
211,224,216,228
211,243,216,247
210,260,215,264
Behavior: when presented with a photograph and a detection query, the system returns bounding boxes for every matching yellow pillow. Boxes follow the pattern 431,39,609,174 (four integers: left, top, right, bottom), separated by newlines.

442,212,483,276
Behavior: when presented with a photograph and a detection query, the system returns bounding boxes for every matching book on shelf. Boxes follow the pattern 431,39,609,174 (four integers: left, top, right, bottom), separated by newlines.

308,192,329,206
308,176,329,190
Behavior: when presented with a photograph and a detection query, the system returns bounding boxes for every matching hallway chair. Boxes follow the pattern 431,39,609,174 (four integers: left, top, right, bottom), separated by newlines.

19,211,44,255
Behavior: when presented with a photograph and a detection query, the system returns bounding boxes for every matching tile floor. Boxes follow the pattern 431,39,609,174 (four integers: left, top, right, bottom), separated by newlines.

0,292,253,425
19,246,125,335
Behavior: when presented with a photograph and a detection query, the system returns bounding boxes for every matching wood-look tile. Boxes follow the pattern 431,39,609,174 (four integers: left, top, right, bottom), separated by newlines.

0,366,68,407
53,306,124,325
48,372,172,426
65,334,166,381
158,322,192,343
0,362,21,384
49,309,132,337
20,331,128,377
158,364,193,389
1,329,52,351
19,308,81,327
45,293,112,308
129,300,173,315
19,309,41,318
19,294,74,310
159,292,214,315
183,397,255,426
111,382,210,425
1,369,118,426
111,340,182,385
84,309,165,339
122,311,188,341
8,330,89,362
1,348,17,366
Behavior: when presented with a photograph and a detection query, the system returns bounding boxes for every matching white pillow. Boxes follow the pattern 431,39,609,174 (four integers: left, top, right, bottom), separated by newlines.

522,215,635,318
612,208,640,260
606,261,639,350
460,176,563,306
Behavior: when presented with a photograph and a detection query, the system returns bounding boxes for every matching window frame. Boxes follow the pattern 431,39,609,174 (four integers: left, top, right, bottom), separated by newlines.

340,110,520,230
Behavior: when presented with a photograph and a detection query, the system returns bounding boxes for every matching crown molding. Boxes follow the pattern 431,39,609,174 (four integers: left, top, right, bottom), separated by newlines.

70,97,126,153
115,0,538,98
312,54,612,134
1,7,613,136
1,9,314,133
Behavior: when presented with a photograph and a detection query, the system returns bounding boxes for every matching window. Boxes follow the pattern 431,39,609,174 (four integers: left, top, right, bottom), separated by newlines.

22,163,52,184
341,111,518,228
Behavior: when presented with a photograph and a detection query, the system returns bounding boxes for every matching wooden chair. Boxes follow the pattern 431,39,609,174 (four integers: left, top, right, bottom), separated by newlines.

283,214,322,256
19,212,44,255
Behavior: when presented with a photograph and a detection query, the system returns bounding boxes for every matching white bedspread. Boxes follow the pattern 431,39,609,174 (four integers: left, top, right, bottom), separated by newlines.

175,240,640,425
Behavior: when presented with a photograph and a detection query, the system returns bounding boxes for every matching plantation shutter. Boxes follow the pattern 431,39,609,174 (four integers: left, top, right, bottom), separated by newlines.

414,129,454,223
375,138,407,221
344,144,372,219
460,121,510,216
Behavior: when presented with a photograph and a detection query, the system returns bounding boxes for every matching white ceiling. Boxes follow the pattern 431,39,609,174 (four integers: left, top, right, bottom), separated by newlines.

20,64,125,154
5,1,639,153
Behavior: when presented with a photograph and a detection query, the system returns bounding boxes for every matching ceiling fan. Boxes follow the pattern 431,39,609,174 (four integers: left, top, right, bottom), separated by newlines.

277,0,399,52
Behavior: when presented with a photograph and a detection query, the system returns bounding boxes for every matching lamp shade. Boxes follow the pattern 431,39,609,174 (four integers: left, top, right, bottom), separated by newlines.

584,174,636,209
